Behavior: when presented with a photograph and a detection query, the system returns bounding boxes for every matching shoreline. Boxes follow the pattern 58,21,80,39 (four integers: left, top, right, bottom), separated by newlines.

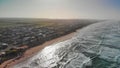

0,31,76,68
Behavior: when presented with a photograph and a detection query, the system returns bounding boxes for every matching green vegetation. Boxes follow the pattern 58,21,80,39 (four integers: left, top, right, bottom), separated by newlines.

0,22,20,28
0,48,25,64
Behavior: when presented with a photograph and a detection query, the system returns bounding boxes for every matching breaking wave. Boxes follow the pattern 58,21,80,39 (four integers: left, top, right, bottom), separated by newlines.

13,21,120,68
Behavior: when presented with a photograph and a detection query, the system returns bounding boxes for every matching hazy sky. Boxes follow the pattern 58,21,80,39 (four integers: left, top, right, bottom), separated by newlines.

0,0,120,19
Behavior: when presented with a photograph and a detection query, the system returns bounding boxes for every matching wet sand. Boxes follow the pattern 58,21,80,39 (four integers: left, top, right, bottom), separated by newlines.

0,32,76,68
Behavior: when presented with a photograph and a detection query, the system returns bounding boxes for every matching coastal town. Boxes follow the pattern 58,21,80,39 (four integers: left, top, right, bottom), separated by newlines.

0,19,97,65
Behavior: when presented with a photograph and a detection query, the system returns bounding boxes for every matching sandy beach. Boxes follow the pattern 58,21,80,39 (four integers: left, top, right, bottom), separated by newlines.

0,31,76,68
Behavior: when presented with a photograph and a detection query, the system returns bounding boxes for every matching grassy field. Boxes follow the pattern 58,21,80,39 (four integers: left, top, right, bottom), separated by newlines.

0,22,46,28
0,18,98,28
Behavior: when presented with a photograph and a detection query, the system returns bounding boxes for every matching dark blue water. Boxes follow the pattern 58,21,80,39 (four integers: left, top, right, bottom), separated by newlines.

13,21,120,68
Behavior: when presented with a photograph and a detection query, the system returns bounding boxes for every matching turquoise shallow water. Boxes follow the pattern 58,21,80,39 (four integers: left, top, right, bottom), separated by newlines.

13,21,120,68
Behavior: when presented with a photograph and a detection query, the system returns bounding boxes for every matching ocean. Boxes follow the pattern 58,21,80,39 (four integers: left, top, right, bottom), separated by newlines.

13,21,120,68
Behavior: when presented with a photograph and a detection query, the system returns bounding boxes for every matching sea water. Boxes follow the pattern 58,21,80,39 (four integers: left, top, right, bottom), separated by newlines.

13,21,120,68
